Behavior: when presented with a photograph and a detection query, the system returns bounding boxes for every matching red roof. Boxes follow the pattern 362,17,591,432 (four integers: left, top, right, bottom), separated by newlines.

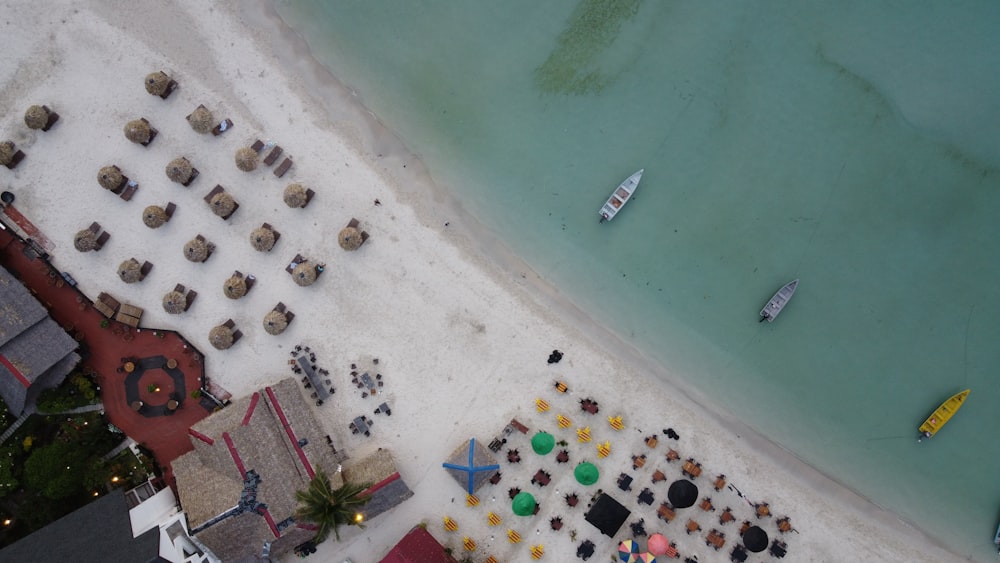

380,526,457,563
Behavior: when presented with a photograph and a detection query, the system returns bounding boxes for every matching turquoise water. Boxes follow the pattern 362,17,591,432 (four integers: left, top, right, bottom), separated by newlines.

276,1,1000,557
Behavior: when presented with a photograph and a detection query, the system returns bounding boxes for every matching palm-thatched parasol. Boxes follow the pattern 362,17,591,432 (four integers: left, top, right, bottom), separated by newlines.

142,205,168,228
97,165,124,191
283,183,308,208
183,237,209,262
187,105,214,134
124,119,152,144
208,325,234,350
24,105,50,130
338,227,364,251
0,142,18,168
74,229,97,252
262,310,288,335
144,71,172,96
162,291,187,314
235,147,258,172
250,226,276,252
118,258,142,284
165,157,193,184
210,192,236,218
292,261,317,287
223,275,247,299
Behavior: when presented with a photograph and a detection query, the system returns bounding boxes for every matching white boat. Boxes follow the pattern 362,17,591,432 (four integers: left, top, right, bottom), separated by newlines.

599,169,643,222
759,279,798,323
994,518,1000,553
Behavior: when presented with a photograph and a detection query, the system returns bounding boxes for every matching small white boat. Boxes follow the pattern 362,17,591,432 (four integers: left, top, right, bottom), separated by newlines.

599,169,643,223
759,279,798,323
993,518,1000,553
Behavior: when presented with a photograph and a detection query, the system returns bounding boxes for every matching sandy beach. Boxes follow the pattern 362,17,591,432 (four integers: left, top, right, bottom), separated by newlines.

0,0,970,561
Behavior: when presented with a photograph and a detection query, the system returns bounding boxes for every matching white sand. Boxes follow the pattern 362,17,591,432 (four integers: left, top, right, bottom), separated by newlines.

0,0,967,561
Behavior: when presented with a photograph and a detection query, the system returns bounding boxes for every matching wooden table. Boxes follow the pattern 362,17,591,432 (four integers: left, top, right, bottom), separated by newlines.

167,399,179,411
131,400,142,411
683,460,702,478
124,362,135,373
166,358,178,369
706,530,726,550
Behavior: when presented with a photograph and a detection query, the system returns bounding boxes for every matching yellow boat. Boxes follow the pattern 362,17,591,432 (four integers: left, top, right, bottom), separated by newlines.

917,389,970,442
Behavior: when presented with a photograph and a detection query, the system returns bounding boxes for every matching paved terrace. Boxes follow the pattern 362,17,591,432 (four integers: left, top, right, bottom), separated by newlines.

0,220,217,489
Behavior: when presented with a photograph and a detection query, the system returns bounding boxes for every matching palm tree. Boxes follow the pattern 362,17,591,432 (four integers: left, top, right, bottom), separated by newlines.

295,471,372,542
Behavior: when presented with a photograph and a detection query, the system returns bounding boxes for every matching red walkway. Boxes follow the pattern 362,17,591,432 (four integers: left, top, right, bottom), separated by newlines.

0,223,213,489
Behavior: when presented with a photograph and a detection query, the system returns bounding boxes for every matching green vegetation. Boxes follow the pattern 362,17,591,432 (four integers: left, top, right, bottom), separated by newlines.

35,372,99,413
294,471,372,542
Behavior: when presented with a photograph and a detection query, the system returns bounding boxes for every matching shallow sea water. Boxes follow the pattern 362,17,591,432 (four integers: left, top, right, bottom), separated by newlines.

276,1,1000,557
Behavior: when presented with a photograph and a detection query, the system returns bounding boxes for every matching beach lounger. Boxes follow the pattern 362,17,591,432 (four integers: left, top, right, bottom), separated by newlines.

285,253,305,274
139,117,158,146
203,184,224,203
174,283,186,294
88,221,101,234
274,157,293,177
140,261,153,279
232,330,243,344
223,318,235,329
284,311,295,325
165,202,176,219
185,290,197,309
251,139,265,152
211,118,233,136
94,231,111,250
38,105,60,131
303,188,315,207
181,167,199,187
119,182,138,201
3,148,25,170
263,145,283,166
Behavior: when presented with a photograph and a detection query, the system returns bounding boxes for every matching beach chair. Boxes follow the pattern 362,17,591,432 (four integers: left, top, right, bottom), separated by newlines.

231,330,243,344
165,202,177,219
203,184,224,203
185,290,197,310
262,222,281,244
284,311,295,325
181,167,199,187
303,188,315,207
174,283,186,294
140,261,153,280
263,145,283,166
119,183,138,201
211,118,233,136
251,139,265,152
274,157,293,178
285,253,305,274
88,221,101,234
223,318,235,329
274,301,286,313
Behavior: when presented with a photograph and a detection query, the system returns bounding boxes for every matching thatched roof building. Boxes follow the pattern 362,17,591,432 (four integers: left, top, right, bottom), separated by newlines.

173,378,342,562
342,448,413,521
0,265,79,415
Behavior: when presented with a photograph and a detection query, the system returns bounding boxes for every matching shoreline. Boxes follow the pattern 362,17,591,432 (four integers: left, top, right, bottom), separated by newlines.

248,2,963,560
0,0,972,559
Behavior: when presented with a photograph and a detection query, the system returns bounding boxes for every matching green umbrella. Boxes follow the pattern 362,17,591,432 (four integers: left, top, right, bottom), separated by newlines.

531,432,555,455
512,492,536,516
575,462,599,486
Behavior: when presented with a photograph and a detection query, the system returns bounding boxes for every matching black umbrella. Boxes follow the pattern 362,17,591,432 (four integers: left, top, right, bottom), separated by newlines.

584,493,631,537
743,525,769,553
668,479,699,508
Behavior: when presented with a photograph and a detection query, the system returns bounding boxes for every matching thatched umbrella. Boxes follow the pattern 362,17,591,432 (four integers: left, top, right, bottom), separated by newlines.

74,229,97,252
118,258,142,284
0,142,17,168
142,205,168,228
144,71,172,96
24,105,50,130
283,183,307,208
97,165,124,191
187,106,214,134
208,325,234,350
292,261,317,287
338,226,364,251
210,192,236,218
165,157,193,184
235,147,258,172
162,291,187,314
124,119,152,144
250,226,276,252
223,275,247,299
183,237,209,263
263,310,288,335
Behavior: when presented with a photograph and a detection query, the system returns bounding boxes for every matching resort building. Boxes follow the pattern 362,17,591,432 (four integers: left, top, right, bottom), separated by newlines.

0,263,79,415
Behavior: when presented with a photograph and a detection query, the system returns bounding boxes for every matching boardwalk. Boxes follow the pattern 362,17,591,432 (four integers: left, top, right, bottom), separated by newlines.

0,224,215,489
